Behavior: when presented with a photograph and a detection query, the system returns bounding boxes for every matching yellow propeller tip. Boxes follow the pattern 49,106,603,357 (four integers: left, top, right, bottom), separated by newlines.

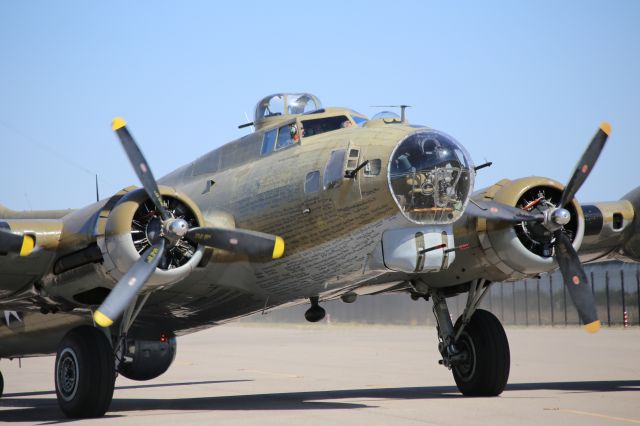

94,310,113,327
272,236,285,259
112,117,127,131
584,320,601,334
19,235,34,257
600,122,612,136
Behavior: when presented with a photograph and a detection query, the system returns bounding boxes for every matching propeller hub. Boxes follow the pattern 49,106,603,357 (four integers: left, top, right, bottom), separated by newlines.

166,218,189,238
551,208,571,226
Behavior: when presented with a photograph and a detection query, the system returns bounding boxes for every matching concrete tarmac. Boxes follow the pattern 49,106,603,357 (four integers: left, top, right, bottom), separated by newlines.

0,323,639,425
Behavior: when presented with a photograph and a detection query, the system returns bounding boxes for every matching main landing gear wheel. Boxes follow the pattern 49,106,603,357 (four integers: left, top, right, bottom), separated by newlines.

54,326,115,418
452,309,510,396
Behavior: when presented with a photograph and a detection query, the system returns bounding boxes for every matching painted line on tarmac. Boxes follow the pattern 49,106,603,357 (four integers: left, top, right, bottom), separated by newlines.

238,368,302,378
559,409,640,424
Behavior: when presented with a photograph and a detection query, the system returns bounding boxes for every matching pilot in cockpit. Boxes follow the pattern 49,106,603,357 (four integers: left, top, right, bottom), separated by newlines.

290,123,303,142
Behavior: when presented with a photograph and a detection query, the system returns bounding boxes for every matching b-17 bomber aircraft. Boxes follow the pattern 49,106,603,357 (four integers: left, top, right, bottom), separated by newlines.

0,93,638,418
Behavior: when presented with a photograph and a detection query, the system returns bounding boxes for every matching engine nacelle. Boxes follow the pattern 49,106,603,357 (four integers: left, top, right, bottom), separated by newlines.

118,336,177,381
476,177,585,277
96,186,205,289
621,186,640,261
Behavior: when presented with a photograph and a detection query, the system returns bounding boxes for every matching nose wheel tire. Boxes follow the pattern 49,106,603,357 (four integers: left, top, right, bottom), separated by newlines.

452,309,510,396
54,326,115,418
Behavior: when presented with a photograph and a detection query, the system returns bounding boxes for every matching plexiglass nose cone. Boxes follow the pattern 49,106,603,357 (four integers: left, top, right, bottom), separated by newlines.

388,130,475,224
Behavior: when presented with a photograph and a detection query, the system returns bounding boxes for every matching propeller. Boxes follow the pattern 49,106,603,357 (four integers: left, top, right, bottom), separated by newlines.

93,118,285,328
112,118,171,221
554,230,598,329
559,123,610,208
0,228,34,256
186,227,284,259
467,123,610,332
546,123,610,333
467,199,544,223
94,239,165,327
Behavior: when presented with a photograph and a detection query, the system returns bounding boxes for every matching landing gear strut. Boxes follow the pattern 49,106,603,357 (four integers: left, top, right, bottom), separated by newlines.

426,279,510,396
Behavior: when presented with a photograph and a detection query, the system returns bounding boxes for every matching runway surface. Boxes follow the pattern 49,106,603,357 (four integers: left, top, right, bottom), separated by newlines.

1,323,639,425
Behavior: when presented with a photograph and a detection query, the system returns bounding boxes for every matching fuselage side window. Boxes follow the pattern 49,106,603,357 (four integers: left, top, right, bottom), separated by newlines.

364,159,382,176
323,149,346,190
305,171,320,193
261,129,277,155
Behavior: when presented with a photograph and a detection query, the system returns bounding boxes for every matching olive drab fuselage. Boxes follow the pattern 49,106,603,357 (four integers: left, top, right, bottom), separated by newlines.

0,93,638,358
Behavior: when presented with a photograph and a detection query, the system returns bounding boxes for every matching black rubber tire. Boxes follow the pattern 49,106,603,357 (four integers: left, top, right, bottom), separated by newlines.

54,326,115,418
452,309,510,396
0,369,4,398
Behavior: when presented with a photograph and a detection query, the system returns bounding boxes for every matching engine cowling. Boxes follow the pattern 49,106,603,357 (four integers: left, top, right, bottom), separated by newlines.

118,336,177,381
96,186,205,289
476,176,585,277
621,186,640,261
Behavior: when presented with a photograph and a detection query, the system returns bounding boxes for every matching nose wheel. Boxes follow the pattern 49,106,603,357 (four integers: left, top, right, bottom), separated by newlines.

425,282,510,396
452,309,510,396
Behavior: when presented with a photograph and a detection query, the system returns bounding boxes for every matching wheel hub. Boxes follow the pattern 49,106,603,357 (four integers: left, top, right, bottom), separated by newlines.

453,332,476,381
56,348,79,402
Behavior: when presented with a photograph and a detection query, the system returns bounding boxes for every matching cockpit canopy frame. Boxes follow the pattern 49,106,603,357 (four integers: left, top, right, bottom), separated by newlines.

254,93,322,129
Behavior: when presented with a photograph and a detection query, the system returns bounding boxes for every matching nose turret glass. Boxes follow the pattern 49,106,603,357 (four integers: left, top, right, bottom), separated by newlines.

388,130,474,224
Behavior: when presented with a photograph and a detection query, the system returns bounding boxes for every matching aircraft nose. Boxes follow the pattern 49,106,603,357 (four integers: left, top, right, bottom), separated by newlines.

388,130,475,224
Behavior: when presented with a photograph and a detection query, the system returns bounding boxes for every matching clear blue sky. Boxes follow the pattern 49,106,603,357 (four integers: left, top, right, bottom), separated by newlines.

0,1,638,210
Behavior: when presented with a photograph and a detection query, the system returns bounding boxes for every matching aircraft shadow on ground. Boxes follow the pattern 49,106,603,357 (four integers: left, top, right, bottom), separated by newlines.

0,379,638,423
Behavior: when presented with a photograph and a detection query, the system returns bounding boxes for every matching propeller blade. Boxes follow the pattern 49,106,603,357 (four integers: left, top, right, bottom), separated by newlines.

186,227,285,259
553,230,600,333
559,122,610,208
112,118,171,220
93,238,165,327
466,199,544,222
0,228,34,256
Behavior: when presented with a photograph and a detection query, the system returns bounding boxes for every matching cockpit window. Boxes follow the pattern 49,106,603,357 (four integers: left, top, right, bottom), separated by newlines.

276,123,301,150
352,116,368,127
261,129,277,155
302,115,350,138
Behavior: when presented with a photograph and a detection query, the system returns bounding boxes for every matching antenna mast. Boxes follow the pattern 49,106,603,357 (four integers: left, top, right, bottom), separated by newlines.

95,174,100,202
